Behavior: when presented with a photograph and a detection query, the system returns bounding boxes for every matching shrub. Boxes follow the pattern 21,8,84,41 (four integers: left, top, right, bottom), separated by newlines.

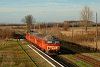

0,28,14,39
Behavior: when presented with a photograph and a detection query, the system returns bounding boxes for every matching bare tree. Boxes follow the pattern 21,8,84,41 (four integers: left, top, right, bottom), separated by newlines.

81,6,93,32
23,15,35,32
63,22,70,31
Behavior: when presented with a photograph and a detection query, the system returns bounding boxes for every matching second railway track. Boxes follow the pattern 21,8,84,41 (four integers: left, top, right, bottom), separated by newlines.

61,47,100,67
75,54,100,67
50,55,78,67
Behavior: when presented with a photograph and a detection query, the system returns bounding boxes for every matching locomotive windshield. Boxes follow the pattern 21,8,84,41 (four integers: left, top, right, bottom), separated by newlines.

44,35,60,44
44,35,58,40
32,32,40,35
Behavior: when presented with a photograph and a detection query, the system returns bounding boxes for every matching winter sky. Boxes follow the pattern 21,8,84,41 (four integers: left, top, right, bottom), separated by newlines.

0,0,100,24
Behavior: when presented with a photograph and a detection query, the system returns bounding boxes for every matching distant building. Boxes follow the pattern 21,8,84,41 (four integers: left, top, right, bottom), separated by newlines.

64,20,94,27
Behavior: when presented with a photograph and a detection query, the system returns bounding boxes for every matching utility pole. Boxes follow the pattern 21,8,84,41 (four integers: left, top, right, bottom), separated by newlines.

96,12,98,51
72,24,74,39
39,23,40,32
57,23,59,36
34,23,35,31
45,23,47,34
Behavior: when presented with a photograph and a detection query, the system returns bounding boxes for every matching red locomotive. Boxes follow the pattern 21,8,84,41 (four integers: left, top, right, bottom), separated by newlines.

26,31,61,55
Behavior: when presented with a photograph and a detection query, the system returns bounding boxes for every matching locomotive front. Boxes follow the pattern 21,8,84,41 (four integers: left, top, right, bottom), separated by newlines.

44,35,61,55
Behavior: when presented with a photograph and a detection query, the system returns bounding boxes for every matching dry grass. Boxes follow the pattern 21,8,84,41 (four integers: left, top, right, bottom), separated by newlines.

60,27,100,50
36,27,100,51
23,44,52,67
0,25,100,67
0,38,52,67
0,40,36,67
0,26,26,40
0,28,13,39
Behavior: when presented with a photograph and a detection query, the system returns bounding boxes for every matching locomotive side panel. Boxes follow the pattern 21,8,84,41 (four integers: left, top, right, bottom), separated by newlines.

26,34,30,40
25,32,61,55
41,40,47,51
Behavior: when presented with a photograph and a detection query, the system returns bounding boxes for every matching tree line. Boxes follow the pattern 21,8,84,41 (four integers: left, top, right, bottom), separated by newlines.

23,6,94,32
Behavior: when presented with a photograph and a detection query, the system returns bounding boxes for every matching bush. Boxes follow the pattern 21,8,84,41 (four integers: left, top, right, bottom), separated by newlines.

0,28,14,39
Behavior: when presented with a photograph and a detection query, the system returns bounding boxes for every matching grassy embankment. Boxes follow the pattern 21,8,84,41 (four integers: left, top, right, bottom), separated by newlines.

0,39,52,67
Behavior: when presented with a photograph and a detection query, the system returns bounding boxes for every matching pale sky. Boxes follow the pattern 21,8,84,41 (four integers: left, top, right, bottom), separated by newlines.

0,0,100,24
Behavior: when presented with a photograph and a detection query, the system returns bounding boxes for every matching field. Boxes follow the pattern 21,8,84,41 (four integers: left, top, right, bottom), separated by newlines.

36,26,100,50
0,39,51,67
36,26,100,67
0,39,36,67
0,25,100,67
60,27,100,50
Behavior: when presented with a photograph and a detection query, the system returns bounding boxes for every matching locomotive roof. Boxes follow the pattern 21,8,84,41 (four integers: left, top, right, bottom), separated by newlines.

32,32,45,38
32,31,40,35
44,35,59,41
30,31,59,41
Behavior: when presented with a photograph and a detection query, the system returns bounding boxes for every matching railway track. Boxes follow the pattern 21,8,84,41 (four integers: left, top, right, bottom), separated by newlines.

21,36,100,67
16,37,75,67
29,44,79,67
75,54,100,67
25,38,78,67
61,47,100,67
51,55,78,67
19,35,100,67
29,45,65,67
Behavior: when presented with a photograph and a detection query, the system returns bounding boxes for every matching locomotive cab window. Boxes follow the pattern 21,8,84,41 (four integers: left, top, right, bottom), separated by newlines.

44,35,60,44
46,41,53,44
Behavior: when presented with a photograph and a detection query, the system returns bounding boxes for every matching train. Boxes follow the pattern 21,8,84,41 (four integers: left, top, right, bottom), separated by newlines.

26,31,61,55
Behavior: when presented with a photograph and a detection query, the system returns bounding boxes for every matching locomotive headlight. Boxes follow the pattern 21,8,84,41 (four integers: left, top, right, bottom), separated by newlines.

53,46,60,50
47,41,53,44
55,41,60,43
55,47,58,49
48,47,51,50
56,46,60,49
